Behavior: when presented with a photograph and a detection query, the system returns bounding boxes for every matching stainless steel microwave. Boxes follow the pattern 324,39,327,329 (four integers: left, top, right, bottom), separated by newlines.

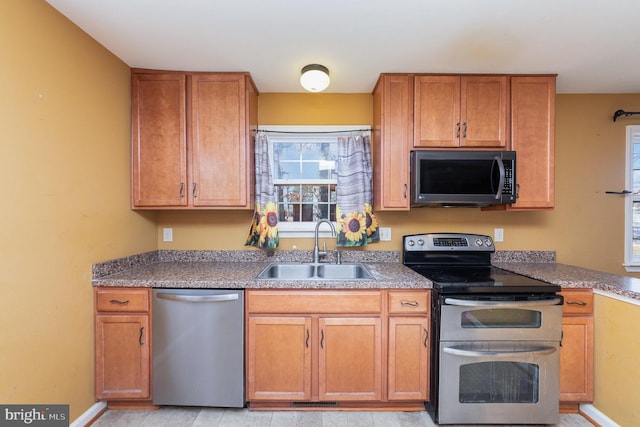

410,150,516,207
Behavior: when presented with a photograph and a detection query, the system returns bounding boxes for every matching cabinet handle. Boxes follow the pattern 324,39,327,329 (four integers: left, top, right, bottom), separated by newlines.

456,122,461,138
320,329,325,349
403,184,407,199
400,300,419,307
139,327,144,345
192,183,197,198
463,122,467,138
179,182,184,198
567,301,587,306
560,330,564,347
306,329,310,348
423,328,429,348
109,299,129,305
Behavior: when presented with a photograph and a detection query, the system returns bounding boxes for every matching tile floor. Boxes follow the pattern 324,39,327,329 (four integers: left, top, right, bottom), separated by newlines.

91,407,595,427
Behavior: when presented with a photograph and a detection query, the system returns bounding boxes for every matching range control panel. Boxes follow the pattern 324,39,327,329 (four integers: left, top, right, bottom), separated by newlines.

403,233,495,252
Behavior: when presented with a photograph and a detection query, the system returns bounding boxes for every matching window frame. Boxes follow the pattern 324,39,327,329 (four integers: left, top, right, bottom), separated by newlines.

258,125,370,238
624,125,640,271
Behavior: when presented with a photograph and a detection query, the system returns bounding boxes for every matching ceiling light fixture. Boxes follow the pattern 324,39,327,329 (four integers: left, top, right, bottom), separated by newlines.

300,64,330,92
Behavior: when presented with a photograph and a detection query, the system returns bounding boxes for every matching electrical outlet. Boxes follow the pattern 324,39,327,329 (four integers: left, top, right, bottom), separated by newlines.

494,228,504,243
163,227,173,242
379,227,392,241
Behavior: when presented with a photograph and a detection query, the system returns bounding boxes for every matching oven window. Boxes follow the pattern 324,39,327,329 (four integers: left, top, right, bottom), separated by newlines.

461,308,541,328
459,361,539,403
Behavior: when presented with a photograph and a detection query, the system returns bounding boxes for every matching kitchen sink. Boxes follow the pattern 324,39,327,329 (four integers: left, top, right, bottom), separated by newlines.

256,262,373,280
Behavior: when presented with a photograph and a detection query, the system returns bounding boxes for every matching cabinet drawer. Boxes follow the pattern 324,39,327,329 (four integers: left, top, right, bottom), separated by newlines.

388,291,429,314
561,289,593,315
247,290,382,314
95,288,150,313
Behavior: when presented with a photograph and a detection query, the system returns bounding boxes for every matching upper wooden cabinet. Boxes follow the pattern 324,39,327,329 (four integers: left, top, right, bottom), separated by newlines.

372,74,412,211
508,76,556,210
414,75,509,148
131,71,257,209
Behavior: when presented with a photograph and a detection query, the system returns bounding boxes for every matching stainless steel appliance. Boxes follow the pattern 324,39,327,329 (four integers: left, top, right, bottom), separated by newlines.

410,150,516,207
152,289,245,407
402,233,562,425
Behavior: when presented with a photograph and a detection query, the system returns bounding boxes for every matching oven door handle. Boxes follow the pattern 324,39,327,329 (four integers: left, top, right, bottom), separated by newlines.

444,297,563,307
443,346,558,358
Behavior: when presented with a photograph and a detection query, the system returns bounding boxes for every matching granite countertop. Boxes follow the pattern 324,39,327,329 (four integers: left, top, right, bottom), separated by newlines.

494,261,640,301
91,250,431,290
92,249,640,300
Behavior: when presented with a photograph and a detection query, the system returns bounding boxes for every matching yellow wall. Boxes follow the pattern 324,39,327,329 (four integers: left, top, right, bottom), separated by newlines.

0,0,157,421
594,294,640,425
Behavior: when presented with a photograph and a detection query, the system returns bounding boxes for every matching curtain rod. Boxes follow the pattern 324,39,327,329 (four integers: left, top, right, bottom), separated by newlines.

257,128,372,134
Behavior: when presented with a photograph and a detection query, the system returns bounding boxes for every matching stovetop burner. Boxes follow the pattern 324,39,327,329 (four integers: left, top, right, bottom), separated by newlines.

403,233,560,295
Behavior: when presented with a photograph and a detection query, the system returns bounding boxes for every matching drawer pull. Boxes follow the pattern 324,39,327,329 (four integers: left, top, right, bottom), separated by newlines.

566,301,587,306
400,300,419,307
139,327,144,345
109,299,130,305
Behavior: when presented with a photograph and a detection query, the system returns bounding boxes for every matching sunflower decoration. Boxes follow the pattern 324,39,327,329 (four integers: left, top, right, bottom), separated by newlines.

363,203,379,241
258,202,279,248
245,204,263,247
337,209,367,246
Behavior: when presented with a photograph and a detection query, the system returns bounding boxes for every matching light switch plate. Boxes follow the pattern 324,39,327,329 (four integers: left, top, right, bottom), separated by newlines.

163,227,173,242
494,228,504,242
379,227,392,241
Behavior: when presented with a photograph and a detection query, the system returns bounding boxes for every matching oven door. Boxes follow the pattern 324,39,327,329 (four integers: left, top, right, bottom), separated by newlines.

440,296,563,342
438,341,560,425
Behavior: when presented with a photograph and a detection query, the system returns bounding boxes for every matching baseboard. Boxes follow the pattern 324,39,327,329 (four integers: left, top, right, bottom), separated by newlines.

70,401,107,427
580,403,621,427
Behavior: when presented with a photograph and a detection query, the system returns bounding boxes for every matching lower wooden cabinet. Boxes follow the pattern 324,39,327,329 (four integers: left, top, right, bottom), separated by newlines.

319,317,382,401
247,316,312,401
388,317,430,401
559,289,594,405
246,289,429,408
94,288,151,401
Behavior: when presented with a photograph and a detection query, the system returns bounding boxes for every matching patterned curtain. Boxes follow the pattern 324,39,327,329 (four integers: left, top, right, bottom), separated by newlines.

335,134,380,246
245,132,279,249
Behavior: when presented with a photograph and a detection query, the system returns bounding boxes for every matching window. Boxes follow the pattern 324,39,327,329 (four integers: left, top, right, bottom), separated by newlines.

625,126,640,271
260,126,368,237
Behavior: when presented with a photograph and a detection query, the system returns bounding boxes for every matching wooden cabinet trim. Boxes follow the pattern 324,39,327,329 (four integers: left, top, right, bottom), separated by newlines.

247,290,383,314
388,290,429,314
560,289,594,315
95,288,150,313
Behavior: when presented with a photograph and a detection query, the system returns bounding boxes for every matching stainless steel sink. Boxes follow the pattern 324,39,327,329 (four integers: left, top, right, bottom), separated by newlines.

316,263,373,280
256,262,373,280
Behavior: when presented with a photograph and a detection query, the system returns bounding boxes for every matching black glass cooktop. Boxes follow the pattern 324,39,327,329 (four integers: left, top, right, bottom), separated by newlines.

409,266,560,294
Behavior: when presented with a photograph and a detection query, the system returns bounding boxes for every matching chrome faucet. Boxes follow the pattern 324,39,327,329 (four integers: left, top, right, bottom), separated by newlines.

313,219,336,264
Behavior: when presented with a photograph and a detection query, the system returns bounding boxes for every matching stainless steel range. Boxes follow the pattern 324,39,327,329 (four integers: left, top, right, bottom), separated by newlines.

403,233,563,425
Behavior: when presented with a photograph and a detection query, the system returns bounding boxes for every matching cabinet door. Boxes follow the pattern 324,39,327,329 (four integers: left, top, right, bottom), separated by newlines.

388,317,429,401
560,316,594,402
372,75,411,210
190,74,253,208
318,318,382,401
509,76,556,209
95,315,150,399
460,76,508,148
131,73,187,207
247,316,312,401
414,75,460,148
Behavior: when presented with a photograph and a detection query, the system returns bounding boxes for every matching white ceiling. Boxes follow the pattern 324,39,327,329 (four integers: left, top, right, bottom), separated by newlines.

45,0,640,94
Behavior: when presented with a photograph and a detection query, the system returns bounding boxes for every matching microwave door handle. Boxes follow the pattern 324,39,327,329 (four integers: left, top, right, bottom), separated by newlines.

493,156,506,200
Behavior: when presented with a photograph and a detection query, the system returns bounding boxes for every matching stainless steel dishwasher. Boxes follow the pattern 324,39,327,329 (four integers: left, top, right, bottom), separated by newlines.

152,289,244,407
